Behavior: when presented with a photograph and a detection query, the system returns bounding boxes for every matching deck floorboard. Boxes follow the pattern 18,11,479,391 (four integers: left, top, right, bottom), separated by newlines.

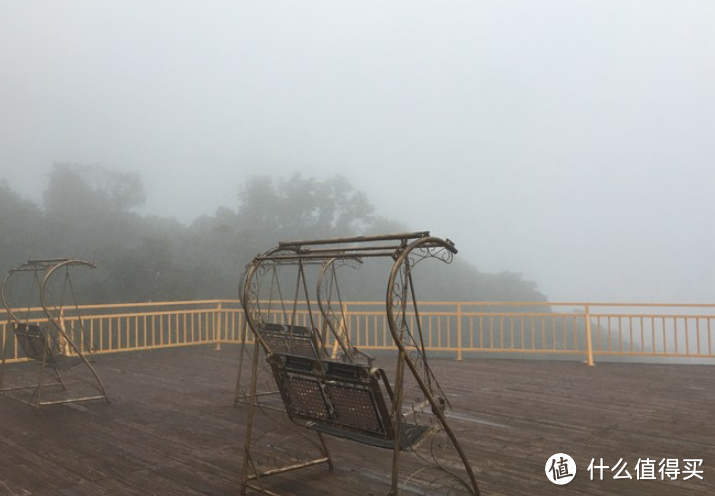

0,347,713,495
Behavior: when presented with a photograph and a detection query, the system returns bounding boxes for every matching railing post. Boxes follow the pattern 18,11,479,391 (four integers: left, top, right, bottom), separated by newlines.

585,304,594,366
456,303,463,361
342,300,349,346
214,301,222,351
58,307,73,356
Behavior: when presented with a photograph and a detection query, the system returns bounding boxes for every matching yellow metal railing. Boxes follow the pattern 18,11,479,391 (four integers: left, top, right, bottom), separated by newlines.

2,301,714,365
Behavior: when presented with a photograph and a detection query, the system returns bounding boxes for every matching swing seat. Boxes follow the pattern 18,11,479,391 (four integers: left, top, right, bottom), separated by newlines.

11,322,82,371
269,353,431,450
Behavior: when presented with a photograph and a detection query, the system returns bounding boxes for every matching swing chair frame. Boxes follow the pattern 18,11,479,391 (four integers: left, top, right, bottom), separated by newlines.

0,258,110,409
234,254,372,406
238,232,480,496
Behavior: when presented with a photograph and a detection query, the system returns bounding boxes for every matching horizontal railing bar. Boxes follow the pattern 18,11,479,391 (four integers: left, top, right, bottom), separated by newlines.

3,300,714,366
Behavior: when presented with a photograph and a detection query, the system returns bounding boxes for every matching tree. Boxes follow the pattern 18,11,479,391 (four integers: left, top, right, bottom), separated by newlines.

236,174,375,253
40,162,147,257
0,179,47,275
43,162,145,218
1,165,552,305
97,237,196,303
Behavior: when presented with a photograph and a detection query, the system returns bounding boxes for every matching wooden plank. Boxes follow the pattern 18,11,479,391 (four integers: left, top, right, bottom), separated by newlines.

0,348,713,495
120,469,207,496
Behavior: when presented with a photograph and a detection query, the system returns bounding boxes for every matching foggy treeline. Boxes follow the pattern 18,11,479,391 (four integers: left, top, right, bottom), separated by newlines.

0,163,548,305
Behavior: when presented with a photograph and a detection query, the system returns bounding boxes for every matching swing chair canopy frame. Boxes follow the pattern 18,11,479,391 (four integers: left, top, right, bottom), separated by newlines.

2,258,97,323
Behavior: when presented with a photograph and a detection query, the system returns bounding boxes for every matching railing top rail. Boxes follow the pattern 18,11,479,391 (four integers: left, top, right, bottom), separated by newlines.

3,300,715,319
340,301,715,308
3,299,714,366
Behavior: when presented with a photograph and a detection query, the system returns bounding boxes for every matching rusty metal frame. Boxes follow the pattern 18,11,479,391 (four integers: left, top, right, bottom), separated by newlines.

316,256,375,365
0,258,110,409
238,232,480,495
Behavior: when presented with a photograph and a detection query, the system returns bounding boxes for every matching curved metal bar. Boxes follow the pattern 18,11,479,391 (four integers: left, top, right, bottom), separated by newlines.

239,246,336,492
1,269,20,323
316,257,363,362
39,258,109,403
40,258,97,324
241,254,269,353
234,263,253,405
2,260,50,396
242,245,331,357
241,246,298,354
385,236,480,496
4,258,94,324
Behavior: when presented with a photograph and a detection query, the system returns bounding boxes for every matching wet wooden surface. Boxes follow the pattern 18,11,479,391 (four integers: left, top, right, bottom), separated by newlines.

0,346,713,495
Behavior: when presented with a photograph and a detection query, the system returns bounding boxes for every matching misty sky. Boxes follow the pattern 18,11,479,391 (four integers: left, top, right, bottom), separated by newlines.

1,1,713,303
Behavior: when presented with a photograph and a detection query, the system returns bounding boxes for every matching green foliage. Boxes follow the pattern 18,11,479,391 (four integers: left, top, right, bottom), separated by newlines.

0,165,547,305
0,179,47,266
236,174,375,253
44,162,145,218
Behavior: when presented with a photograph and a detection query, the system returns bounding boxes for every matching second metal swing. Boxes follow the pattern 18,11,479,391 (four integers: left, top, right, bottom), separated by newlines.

0,258,110,409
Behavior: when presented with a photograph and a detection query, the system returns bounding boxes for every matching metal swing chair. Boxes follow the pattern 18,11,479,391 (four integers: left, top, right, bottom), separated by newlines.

233,251,372,406
239,232,480,496
0,258,110,409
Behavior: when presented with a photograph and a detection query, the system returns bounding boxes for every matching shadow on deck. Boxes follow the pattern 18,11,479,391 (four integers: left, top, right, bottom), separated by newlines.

0,346,713,495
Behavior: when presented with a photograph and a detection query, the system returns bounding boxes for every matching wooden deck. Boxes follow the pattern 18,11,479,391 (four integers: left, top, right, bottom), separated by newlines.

0,346,713,495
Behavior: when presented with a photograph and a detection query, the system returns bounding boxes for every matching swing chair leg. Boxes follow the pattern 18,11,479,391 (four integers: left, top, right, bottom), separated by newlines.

35,359,48,410
51,367,66,390
234,318,250,406
316,432,334,471
241,343,262,495
0,329,8,393
83,358,110,404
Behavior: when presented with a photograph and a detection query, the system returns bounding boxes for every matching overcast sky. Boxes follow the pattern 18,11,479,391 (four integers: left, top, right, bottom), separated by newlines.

1,1,713,303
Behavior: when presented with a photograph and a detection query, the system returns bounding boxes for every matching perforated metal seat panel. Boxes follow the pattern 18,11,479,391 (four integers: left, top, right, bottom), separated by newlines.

325,382,384,433
282,375,330,420
269,353,430,450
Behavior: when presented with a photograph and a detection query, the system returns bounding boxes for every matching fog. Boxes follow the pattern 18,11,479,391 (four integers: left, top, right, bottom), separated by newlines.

1,1,713,303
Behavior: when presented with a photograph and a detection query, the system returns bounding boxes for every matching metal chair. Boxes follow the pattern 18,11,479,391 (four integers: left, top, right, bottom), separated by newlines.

238,233,480,495
0,258,109,409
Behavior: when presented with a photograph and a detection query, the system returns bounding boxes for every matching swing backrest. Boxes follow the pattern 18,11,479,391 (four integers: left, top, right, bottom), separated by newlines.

255,322,319,358
11,322,60,365
268,353,430,450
